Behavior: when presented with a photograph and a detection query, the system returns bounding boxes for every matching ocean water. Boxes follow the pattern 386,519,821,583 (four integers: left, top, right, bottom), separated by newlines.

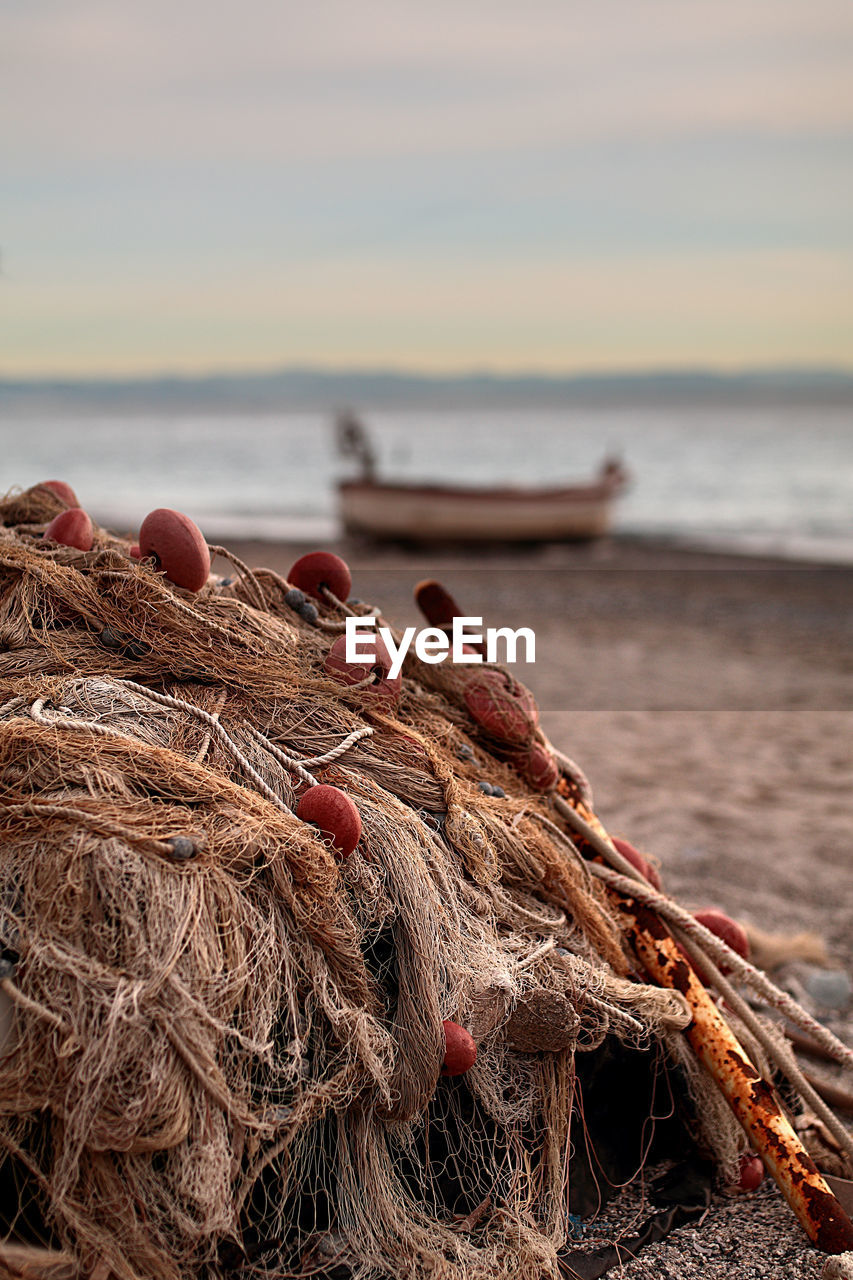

1,404,852,562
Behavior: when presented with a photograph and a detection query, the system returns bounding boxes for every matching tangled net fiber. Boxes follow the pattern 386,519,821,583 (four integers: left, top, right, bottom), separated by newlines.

0,484,755,1280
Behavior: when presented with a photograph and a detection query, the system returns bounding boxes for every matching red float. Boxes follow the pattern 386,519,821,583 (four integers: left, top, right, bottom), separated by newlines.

507,742,559,792
611,836,662,891
138,509,210,593
41,480,78,506
129,544,141,559
441,1020,477,1076
414,579,485,654
413,579,460,628
463,670,538,745
324,633,401,708
693,908,750,968
288,551,352,603
43,508,94,552
676,908,750,986
738,1153,765,1191
297,784,362,858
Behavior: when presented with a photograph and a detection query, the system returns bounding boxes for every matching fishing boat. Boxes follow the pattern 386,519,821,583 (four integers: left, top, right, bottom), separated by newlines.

336,412,629,543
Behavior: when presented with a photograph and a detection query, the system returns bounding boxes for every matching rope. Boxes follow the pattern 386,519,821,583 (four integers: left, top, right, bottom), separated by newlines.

194,688,228,763
29,698,142,746
208,545,268,610
115,681,295,816
4,800,178,858
97,570,261,649
245,723,374,787
320,586,358,617
586,860,853,1073
670,923,853,1164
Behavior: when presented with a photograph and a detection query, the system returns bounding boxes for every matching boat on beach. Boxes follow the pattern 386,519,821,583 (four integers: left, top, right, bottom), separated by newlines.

335,412,629,544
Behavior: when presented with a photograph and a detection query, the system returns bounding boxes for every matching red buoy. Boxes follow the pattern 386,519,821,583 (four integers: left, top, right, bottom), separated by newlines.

138,509,210,592
324,633,402,708
507,742,559,792
676,908,750,986
41,480,78,506
738,1153,765,1191
297,784,362,858
288,551,351,603
43,508,94,551
611,837,662,891
463,670,537,745
441,1020,477,1076
693,908,750,968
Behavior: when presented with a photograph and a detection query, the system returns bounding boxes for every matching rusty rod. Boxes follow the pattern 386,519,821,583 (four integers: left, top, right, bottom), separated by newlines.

561,800,853,1254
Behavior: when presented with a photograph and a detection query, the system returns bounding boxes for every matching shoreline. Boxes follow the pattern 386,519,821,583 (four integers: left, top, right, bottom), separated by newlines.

218,529,853,574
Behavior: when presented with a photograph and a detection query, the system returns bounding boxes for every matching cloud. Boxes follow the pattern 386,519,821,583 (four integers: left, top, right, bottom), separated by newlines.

4,0,853,170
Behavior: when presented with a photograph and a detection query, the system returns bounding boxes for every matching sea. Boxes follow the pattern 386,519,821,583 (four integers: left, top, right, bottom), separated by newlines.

2,403,852,563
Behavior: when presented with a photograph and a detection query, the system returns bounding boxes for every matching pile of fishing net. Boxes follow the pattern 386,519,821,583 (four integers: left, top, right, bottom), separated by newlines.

0,482,850,1280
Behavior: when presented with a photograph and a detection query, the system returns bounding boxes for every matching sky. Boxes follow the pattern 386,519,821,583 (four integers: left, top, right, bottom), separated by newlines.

2,0,853,376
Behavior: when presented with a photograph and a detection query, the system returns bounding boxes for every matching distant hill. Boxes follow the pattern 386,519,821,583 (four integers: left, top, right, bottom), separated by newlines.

2,366,852,411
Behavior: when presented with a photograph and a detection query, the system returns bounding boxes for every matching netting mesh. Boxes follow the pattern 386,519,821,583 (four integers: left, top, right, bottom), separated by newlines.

0,485,729,1280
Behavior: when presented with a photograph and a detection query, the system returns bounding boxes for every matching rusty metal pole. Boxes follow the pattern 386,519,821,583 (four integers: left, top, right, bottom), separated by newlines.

563,800,853,1254
617,889,853,1253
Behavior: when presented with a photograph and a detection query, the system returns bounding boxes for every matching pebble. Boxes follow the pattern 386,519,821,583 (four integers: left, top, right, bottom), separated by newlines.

805,968,852,1010
99,625,148,660
824,1253,853,1279
476,781,506,798
167,836,197,861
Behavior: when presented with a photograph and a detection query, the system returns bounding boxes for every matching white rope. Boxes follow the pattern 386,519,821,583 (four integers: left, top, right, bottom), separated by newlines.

115,681,294,816
29,698,139,745
671,922,853,1163
587,860,853,1072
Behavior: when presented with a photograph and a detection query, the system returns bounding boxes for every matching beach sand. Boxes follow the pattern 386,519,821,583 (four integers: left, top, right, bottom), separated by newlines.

231,535,853,1278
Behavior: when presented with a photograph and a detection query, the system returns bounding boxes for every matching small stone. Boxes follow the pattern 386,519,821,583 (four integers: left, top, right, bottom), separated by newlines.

456,743,475,761
167,836,197,861
823,1252,853,1280
99,626,148,661
490,784,506,798
284,587,306,610
477,781,494,795
296,601,319,623
805,968,852,1010
99,625,123,650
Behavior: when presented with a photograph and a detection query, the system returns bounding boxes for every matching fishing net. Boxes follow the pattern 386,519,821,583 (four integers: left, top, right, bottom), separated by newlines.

0,484,756,1279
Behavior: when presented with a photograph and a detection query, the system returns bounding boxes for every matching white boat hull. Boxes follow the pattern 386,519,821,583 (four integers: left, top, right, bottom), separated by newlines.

339,480,621,542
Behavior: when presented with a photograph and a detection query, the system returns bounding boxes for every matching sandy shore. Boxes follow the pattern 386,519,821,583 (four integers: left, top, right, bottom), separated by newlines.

229,534,853,1278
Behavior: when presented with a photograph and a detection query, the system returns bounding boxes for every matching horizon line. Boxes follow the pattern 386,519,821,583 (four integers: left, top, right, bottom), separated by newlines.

3,360,853,387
